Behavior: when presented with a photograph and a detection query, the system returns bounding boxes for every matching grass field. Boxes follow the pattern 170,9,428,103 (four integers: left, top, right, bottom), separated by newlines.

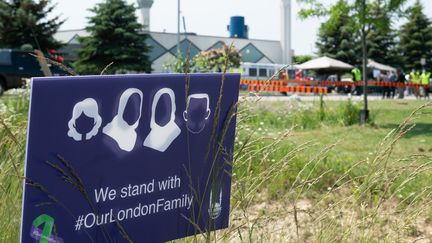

0,90,431,242
247,99,432,163
229,97,432,242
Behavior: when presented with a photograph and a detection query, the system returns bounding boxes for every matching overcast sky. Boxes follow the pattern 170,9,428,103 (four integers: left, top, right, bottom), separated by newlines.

52,0,432,55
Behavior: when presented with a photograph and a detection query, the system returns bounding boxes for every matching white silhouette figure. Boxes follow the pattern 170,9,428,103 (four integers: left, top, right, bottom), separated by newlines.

67,98,102,141
208,189,222,219
103,88,143,152
144,88,181,152
183,93,211,134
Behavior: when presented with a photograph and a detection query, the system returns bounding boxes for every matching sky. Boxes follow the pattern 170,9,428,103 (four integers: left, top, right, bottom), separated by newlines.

51,0,432,55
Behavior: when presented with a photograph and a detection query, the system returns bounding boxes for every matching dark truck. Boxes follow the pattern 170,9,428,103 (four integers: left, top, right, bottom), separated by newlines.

0,49,67,95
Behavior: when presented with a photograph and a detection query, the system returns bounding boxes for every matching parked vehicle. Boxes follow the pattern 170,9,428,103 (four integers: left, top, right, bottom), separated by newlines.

241,62,295,81
0,49,67,95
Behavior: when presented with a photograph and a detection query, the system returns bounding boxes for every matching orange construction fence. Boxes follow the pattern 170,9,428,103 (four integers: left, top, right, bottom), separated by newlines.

247,83,328,95
240,79,430,88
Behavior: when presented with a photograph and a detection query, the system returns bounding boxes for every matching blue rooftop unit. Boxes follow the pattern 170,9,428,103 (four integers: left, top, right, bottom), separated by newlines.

227,16,249,39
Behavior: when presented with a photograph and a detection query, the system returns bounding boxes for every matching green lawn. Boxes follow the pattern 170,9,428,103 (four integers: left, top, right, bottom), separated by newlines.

235,99,432,200
290,100,432,162
240,99,432,163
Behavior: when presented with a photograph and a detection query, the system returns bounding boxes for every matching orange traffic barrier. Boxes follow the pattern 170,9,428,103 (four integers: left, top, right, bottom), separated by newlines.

240,77,432,95
241,79,430,89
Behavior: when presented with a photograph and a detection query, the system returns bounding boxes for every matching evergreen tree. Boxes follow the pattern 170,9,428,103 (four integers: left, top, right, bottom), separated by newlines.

367,0,398,66
399,0,432,71
316,0,359,66
0,0,63,50
74,0,152,74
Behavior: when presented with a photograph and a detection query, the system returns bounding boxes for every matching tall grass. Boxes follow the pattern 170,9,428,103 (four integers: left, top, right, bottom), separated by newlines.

1,84,431,242
0,90,29,242
220,99,432,242
243,95,368,131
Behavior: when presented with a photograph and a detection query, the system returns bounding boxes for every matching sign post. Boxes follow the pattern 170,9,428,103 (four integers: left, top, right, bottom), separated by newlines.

21,73,240,242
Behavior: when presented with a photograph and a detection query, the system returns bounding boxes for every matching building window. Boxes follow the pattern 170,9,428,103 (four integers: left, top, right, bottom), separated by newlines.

240,43,265,63
249,68,257,77
259,68,267,77
169,39,201,59
268,69,275,77
146,37,167,61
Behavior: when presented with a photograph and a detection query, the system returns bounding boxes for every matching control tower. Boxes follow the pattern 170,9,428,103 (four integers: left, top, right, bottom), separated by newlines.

281,0,292,65
137,0,154,31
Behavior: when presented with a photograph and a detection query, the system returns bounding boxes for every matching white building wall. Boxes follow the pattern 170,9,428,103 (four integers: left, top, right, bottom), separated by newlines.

257,57,273,64
56,29,285,72
152,52,175,73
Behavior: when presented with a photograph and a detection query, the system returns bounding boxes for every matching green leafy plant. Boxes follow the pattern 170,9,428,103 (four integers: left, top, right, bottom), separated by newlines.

194,44,242,72
338,98,361,126
164,43,241,73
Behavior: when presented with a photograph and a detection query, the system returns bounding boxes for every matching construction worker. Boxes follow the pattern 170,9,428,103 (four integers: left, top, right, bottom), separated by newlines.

352,67,361,81
351,67,362,95
421,70,431,99
410,69,421,98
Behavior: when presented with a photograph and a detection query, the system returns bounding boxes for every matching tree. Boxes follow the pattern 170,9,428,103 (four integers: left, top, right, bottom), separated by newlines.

293,55,313,64
74,0,151,75
399,0,432,71
367,0,398,66
298,0,408,123
194,44,242,72
316,0,359,66
164,44,242,73
0,0,64,50
163,55,196,73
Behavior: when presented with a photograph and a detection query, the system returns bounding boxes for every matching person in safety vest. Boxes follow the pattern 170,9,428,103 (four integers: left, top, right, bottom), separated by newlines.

410,69,421,98
352,68,361,82
351,67,362,95
421,70,431,99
